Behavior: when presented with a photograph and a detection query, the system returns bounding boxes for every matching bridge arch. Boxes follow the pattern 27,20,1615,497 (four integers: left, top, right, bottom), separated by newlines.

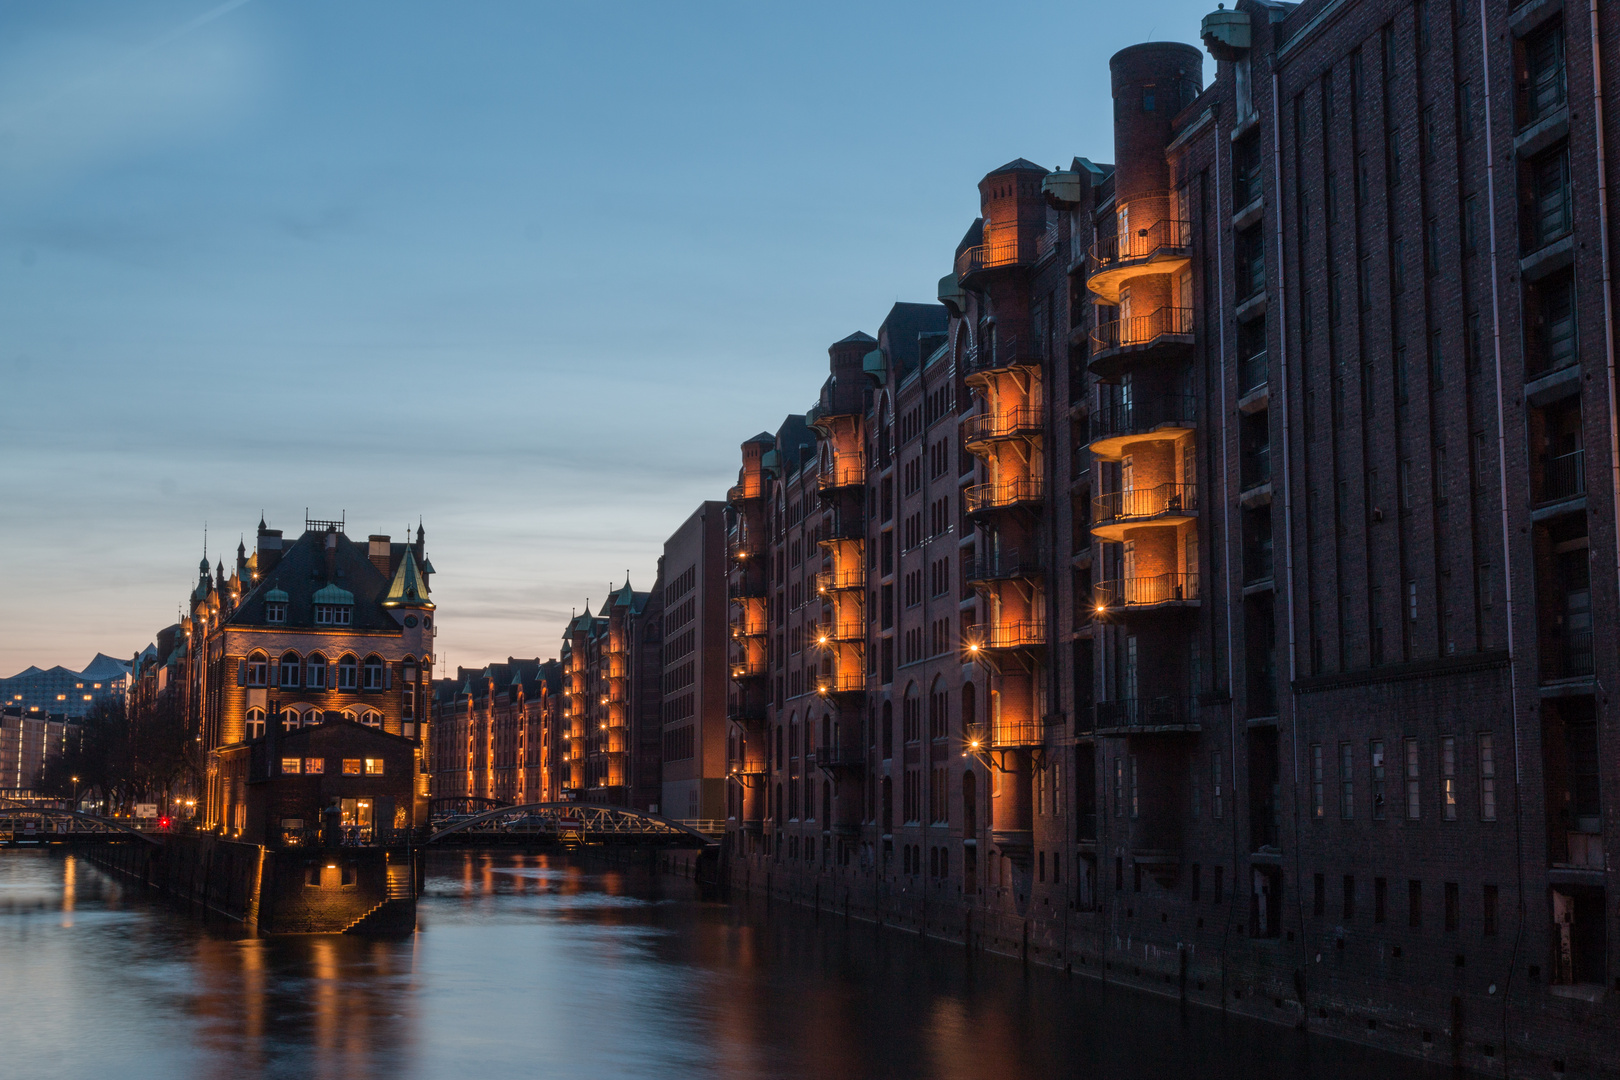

426,802,718,847
0,798,161,844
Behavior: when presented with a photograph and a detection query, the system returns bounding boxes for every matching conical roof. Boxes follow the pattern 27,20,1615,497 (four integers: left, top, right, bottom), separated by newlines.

381,545,434,609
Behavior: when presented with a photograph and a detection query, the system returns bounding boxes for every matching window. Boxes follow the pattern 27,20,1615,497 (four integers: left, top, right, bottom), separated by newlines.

1340,743,1354,820
343,759,362,775
1311,744,1325,818
1129,755,1139,819
279,652,301,689
361,710,382,729
1527,146,1573,250
1405,737,1421,819
365,758,385,775
315,604,352,626
1236,226,1266,300
281,758,302,774
306,653,327,689
245,708,266,740
265,602,286,623
304,758,325,775
246,652,268,687
363,656,385,691
1371,739,1387,819
280,708,301,731
1441,736,1458,821
1478,733,1497,820
337,655,358,689
1523,21,1566,127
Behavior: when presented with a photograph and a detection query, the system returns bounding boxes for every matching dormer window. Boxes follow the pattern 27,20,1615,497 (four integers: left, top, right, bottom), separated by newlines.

315,604,352,626
266,602,287,623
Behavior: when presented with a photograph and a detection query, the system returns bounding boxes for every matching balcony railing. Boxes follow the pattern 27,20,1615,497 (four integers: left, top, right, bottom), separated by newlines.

817,452,866,491
727,576,767,601
955,223,1035,281
972,620,1046,651
726,697,767,724
817,743,867,772
1244,543,1274,585
1093,572,1199,609
964,719,1044,750
728,528,762,562
727,480,765,504
1540,448,1585,504
965,549,1046,584
961,333,1040,379
1089,394,1197,443
964,477,1045,514
1089,307,1193,354
816,671,866,695
1094,696,1199,731
1093,482,1198,522
821,621,865,643
1240,350,1268,394
815,567,866,594
961,407,1043,445
1089,219,1190,268
731,659,767,680
820,511,867,543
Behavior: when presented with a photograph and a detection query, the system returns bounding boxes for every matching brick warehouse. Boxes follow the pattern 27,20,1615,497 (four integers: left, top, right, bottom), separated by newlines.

705,2,1620,1075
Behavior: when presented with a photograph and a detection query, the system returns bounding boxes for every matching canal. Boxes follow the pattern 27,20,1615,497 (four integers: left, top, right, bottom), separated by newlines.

0,849,1447,1080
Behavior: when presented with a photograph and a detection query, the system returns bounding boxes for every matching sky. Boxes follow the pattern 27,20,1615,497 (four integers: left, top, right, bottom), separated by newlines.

0,0,1216,678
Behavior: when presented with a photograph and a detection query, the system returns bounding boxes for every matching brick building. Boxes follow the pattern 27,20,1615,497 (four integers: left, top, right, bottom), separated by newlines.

428,658,561,805
709,2,1620,1073
659,503,730,823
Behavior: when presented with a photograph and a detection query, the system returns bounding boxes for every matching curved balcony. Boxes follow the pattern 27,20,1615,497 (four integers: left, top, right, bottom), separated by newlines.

726,697,768,726
728,528,763,563
1093,696,1201,735
961,407,1043,452
817,511,867,548
817,452,866,494
823,620,865,643
1087,393,1197,461
1088,307,1194,380
965,549,1046,586
727,575,768,602
964,718,1044,752
965,620,1046,658
1093,572,1200,613
1086,219,1191,303
964,477,1045,517
815,567,865,595
730,658,768,682
1091,482,1198,540
954,223,1036,287
815,671,866,698
962,333,1041,385
727,480,766,505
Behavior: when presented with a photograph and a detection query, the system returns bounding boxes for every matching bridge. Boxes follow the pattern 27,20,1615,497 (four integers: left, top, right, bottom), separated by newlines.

427,802,720,848
0,799,161,845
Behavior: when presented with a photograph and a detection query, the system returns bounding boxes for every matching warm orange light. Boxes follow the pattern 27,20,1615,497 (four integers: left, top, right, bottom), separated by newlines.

1096,603,1106,614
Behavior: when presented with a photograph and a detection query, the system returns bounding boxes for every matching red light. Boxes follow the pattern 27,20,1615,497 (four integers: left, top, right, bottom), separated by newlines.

158,817,171,830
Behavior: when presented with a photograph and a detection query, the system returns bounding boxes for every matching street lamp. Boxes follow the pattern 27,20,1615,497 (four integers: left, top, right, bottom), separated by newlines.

71,776,79,809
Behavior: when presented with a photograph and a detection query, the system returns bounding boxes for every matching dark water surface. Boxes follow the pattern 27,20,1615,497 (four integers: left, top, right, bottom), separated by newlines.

0,849,1446,1080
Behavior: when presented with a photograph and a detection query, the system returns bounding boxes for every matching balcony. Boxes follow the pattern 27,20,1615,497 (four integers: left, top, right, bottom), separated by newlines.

964,477,1046,517
817,452,866,493
954,222,1036,286
962,333,1042,383
1093,572,1199,613
964,719,1044,752
726,697,768,725
1086,218,1191,303
812,621,865,645
815,567,866,594
1093,696,1201,735
1088,393,1197,461
968,620,1046,655
1088,307,1194,379
816,743,867,773
961,407,1043,451
818,511,867,545
1091,482,1197,540
727,479,766,504
1538,448,1585,506
815,671,866,697
727,575,768,602
965,549,1046,585
728,528,763,563
731,658,768,682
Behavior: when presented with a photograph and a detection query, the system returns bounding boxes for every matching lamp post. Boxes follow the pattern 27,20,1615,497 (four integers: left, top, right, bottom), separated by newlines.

70,776,79,810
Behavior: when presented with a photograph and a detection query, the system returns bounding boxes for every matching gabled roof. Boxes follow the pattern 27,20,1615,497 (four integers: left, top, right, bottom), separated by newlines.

834,330,876,345
988,157,1048,174
226,530,397,632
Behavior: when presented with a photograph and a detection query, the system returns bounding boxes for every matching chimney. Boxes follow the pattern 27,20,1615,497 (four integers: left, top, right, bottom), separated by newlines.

257,526,284,575
368,535,392,576
324,528,338,579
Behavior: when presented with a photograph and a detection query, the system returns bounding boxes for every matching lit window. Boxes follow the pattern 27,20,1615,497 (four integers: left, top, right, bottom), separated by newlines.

246,709,266,740
281,758,302,774
304,758,325,775
361,710,382,728
343,759,362,775
83,695,92,701
365,758,385,776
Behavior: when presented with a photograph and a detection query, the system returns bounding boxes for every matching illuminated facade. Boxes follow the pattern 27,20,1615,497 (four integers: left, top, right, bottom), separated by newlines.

428,659,561,805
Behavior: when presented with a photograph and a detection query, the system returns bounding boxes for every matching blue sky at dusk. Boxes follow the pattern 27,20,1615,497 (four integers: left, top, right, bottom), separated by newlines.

0,0,1215,675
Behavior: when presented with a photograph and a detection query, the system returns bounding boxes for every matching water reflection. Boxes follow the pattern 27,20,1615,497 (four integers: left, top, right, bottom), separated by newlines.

0,849,1447,1080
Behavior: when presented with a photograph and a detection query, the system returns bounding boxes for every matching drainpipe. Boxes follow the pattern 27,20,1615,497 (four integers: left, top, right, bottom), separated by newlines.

1270,63,1311,1022
1478,0,1527,1065
1211,103,1243,1008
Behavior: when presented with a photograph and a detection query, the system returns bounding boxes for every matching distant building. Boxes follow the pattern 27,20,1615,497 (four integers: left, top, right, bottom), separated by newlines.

659,502,729,823
429,658,562,805
0,653,131,719
0,707,81,796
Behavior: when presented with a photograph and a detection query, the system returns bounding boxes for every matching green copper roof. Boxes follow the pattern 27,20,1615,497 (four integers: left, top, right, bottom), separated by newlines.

311,583,355,605
263,587,289,603
382,546,434,609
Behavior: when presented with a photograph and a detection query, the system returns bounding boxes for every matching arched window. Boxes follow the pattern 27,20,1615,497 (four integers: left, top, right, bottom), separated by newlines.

245,708,266,740
341,708,358,723
402,656,417,683
362,655,385,691
337,655,358,690
280,707,301,731
962,770,977,836
775,725,784,770
360,710,382,729
902,682,921,743
246,652,268,687
279,652,301,689
306,652,327,690
881,701,894,758
928,676,948,740
822,779,831,824
773,783,782,822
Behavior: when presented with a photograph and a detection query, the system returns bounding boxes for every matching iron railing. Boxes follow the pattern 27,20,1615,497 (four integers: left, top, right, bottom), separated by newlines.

1540,448,1585,504
1093,482,1198,522
815,567,866,593
961,333,1040,378
1089,307,1193,353
1089,218,1190,267
1240,349,1269,394
955,223,1035,280
817,452,866,491
817,671,866,694
1089,394,1197,442
1094,696,1198,730
961,407,1044,444
965,550,1046,584
964,477,1045,514
974,620,1046,650
1093,572,1199,609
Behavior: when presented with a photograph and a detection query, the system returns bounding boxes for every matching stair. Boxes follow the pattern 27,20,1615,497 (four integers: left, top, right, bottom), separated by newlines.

386,862,414,900
341,862,416,933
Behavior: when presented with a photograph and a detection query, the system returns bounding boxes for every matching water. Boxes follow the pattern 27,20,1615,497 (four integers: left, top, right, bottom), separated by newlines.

0,849,1445,1080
